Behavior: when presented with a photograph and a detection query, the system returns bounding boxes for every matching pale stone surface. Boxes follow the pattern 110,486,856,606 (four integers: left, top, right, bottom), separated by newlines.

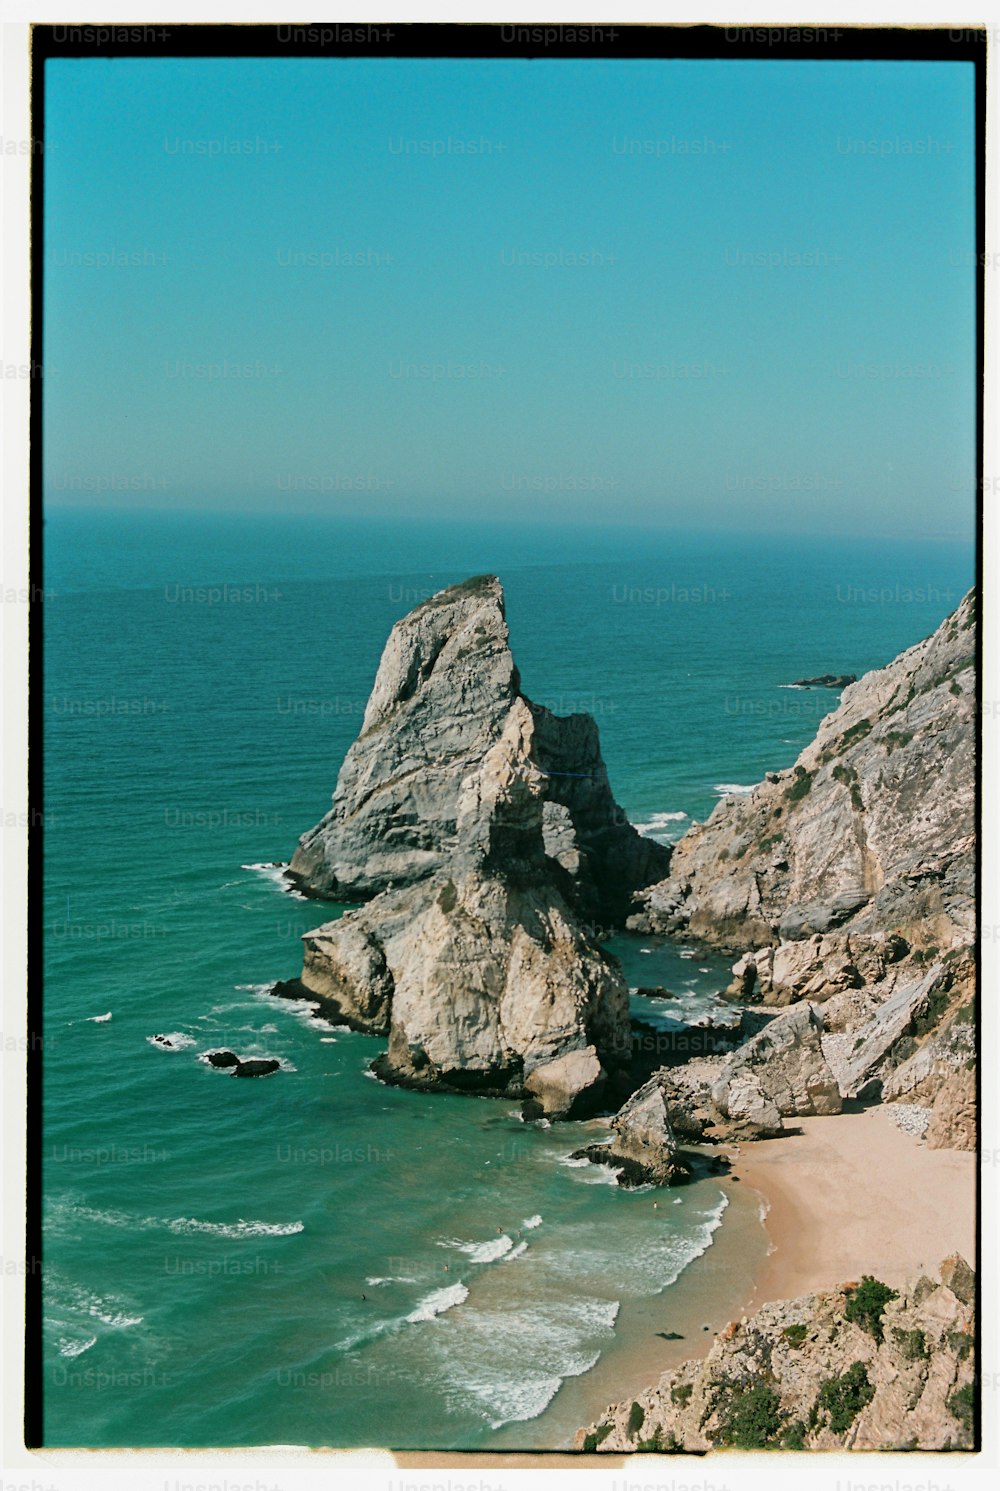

711,1003,843,1118
288,656,631,1115
631,591,975,953
290,574,667,921
578,1258,976,1452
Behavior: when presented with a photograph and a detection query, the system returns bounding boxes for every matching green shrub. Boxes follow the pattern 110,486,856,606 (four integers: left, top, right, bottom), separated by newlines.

671,1382,693,1406
582,1421,613,1452
637,1427,665,1452
816,1362,875,1433
785,768,815,803
946,1330,974,1361
782,1323,808,1347
627,1400,645,1436
712,1383,784,1449
437,880,458,914
947,1382,975,1432
841,718,873,746
843,1276,898,1341
782,1420,807,1449
892,1327,928,1361
913,982,950,1036
883,729,914,752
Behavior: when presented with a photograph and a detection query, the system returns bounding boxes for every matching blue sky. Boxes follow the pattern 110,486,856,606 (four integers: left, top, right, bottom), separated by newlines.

43,56,977,537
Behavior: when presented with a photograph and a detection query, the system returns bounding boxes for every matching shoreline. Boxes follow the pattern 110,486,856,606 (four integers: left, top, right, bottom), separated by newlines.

559,1105,975,1449
492,1157,773,1450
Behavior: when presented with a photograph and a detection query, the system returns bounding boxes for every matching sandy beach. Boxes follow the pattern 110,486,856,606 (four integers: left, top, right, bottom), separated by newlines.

403,1105,978,1463
733,1105,977,1308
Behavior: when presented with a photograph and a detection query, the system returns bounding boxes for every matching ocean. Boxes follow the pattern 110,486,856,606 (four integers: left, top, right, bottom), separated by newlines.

39,508,974,1447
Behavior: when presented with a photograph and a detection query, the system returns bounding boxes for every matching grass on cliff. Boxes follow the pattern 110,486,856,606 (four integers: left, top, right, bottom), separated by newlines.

411,573,497,613
581,1422,613,1452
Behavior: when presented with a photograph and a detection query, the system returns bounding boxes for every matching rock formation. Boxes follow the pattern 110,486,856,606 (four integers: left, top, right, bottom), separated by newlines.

572,1078,690,1186
631,590,975,954
579,1258,976,1452
711,1002,842,1120
622,592,976,1151
280,684,632,1116
289,574,667,923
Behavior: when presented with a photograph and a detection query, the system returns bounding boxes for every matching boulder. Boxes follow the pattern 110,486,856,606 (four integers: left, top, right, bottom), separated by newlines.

600,1074,689,1184
827,964,945,1099
711,1003,842,1118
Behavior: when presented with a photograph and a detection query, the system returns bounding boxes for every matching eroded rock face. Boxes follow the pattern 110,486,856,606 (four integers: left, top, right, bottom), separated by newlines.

285,694,631,1116
925,1068,976,1152
711,1003,843,1119
824,963,946,1100
579,1258,976,1453
631,591,975,953
289,574,667,923
584,1075,690,1185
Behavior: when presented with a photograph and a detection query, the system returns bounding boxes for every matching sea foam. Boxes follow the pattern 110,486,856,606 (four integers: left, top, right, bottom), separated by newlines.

406,1282,469,1324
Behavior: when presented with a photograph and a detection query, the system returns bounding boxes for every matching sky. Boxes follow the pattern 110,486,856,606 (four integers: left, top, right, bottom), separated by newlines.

42,55,977,538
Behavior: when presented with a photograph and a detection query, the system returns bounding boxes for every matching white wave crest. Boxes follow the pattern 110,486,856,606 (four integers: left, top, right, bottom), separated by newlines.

635,810,688,836
147,1032,197,1050
241,862,307,900
166,1217,304,1239
58,1335,97,1357
522,1214,542,1230
406,1282,469,1324
714,783,756,796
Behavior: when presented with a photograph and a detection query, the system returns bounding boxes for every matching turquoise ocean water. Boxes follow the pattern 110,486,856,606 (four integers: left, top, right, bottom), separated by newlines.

40,510,973,1447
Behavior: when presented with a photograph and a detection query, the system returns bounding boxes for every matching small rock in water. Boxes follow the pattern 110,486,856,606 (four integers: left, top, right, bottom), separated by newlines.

233,1057,281,1078
203,1049,240,1068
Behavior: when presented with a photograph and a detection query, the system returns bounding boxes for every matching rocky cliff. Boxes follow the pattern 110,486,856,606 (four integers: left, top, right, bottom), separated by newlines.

280,604,644,1115
631,590,975,954
617,593,977,1152
289,574,667,923
579,1256,976,1452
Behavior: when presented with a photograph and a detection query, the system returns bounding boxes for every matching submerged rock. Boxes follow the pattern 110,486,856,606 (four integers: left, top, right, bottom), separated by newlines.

289,574,667,923
790,673,857,688
200,1049,280,1077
